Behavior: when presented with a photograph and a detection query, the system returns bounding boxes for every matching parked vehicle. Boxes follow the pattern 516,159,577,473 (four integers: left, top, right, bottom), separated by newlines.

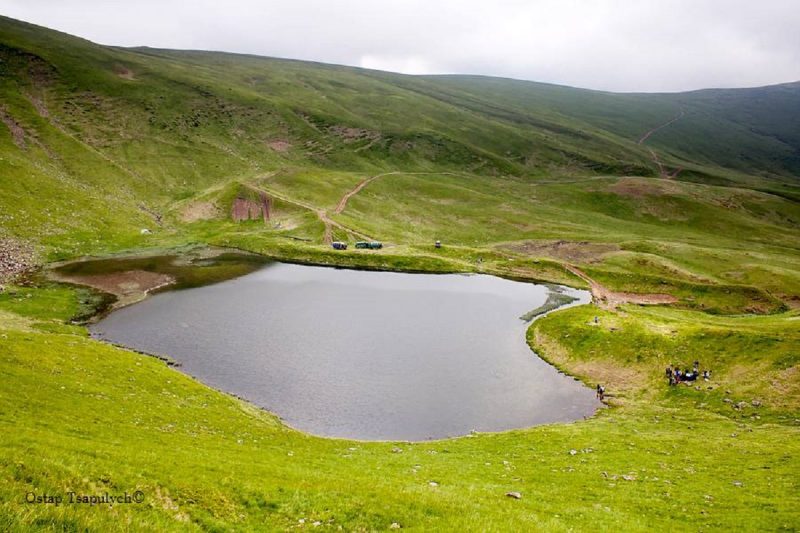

355,241,383,249
331,241,348,250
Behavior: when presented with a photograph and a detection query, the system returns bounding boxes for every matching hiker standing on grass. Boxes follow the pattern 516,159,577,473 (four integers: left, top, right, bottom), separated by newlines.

596,384,605,401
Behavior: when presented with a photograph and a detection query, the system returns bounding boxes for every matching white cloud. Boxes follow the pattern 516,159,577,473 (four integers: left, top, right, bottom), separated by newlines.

2,0,799,91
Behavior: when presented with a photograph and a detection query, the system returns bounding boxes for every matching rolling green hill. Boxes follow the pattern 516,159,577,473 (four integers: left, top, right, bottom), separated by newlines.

421,75,800,183
1,15,799,254
1,15,799,531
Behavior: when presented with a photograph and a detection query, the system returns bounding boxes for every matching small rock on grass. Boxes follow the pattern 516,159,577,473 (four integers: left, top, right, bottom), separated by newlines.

390,523,401,529
506,491,522,499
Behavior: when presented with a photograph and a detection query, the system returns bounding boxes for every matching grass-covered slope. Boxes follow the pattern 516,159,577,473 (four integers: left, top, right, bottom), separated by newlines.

0,15,798,269
422,75,800,185
1,286,798,531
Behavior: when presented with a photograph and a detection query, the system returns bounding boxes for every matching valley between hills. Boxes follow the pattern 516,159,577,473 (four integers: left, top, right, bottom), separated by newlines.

0,15,799,531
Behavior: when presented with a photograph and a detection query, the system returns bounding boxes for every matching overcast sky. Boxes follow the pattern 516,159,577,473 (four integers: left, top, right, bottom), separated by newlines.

2,0,799,92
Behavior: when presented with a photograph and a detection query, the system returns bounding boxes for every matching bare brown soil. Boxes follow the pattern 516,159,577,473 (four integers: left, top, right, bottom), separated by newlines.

334,172,400,214
24,90,49,118
56,270,174,300
566,265,678,309
328,125,381,143
0,238,36,283
266,139,292,152
2,102,62,163
181,200,221,223
647,148,683,179
501,240,619,264
533,329,646,403
231,193,271,223
637,110,685,145
609,178,660,199
0,106,26,148
322,214,334,244
317,208,372,244
637,110,685,179
113,65,136,80
607,177,693,200
241,183,371,244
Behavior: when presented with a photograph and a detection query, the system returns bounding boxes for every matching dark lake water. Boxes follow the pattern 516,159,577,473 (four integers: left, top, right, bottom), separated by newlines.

91,261,600,440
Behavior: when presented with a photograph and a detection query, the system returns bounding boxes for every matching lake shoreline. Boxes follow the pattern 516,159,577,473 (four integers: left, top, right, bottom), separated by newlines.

43,244,593,323
85,258,599,441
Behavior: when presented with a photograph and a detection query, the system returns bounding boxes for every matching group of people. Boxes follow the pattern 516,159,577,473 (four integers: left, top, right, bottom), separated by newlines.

666,361,711,386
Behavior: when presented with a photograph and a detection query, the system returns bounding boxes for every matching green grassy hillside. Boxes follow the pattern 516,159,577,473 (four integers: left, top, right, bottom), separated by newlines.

422,76,800,184
1,286,798,531
0,15,799,531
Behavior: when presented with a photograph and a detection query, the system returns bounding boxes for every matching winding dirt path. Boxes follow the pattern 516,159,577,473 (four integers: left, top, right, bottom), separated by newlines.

565,264,677,309
637,109,685,145
334,170,473,216
244,184,371,244
334,172,402,214
637,109,685,179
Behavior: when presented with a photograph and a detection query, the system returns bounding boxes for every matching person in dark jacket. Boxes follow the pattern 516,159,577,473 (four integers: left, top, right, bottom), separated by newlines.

596,384,605,401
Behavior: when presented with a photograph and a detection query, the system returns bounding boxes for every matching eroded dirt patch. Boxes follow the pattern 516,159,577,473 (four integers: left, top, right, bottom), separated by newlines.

328,125,381,143
56,270,174,299
0,238,36,283
533,329,644,402
607,178,681,199
501,240,619,264
266,139,292,152
181,200,221,223
0,106,27,148
113,65,136,80
231,193,271,223
566,265,678,309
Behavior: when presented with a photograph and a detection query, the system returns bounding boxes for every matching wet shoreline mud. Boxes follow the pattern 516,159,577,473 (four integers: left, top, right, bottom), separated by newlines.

47,247,271,315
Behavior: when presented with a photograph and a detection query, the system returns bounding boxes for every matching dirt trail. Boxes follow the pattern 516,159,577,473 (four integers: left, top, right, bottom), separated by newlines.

637,109,685,145
637,109,685,179
316,208,373,244
334,170,474,216
334,172,402,214
244,184,371,244
565,264,678,309
261,169,530,244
